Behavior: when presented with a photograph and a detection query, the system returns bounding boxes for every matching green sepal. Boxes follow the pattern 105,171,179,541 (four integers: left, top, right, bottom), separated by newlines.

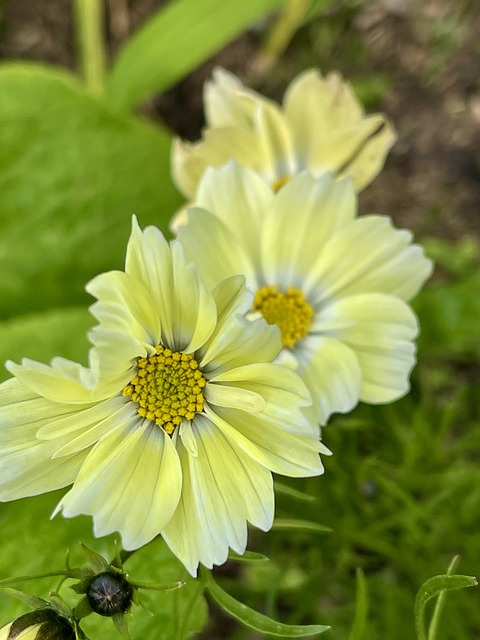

0,587,48,610
73,596,94,620
80,543,110,574
203,570,331,637
48,593,74,620
112,613,132,640
228,550,271,563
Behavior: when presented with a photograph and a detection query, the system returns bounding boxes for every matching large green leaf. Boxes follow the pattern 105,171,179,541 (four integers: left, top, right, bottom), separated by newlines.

106,0,289,111
0,63,182,320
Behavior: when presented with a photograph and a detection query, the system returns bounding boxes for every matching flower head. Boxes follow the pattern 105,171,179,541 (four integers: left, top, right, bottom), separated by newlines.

0,610,76,640
177,163,433,426
0,218,324,575
172,67,396,207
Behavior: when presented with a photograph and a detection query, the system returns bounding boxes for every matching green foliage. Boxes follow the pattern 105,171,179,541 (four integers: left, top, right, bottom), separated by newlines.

0,63,182,320
204,570,330,636
106,0,290,111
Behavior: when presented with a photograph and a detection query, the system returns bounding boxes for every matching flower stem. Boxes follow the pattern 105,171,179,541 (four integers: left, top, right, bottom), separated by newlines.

252,0,311,75
74,0,107,94
0,571,68,587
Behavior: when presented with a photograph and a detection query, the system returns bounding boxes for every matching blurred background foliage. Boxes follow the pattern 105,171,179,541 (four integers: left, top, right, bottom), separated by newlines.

0,0,479,639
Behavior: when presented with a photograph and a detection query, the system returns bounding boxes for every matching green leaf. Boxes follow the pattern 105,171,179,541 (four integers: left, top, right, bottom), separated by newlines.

106,0,289,111
274,481,317,503
0,306,93,382
204,570,330,637
202,571,330,638
228,550,270,563
347,568,369,640
414,572,477,640
0,63,182,320
272,519,332,534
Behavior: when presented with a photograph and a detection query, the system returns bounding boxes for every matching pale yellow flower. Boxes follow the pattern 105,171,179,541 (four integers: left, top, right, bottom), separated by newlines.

172,67,396,207
0,218,324,575
177,163,433,426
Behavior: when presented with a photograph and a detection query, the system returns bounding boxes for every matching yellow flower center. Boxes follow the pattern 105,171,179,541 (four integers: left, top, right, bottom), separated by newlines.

271,175,291,192
122,345,206,435
253,285,313,348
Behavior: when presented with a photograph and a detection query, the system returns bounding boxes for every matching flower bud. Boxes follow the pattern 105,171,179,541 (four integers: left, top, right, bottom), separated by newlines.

86,571,133,617
0,609,75,640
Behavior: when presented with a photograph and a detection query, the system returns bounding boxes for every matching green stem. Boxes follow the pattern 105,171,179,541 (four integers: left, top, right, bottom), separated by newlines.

427,556,460,640
74,0,107,93
0,571,68,587
254,0,311,74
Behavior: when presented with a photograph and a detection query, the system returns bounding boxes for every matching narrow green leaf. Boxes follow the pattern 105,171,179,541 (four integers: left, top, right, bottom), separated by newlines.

427,556,459,640
347,568,369,640
0,588,48,611
107,0,289,111
80,543,109,574
128,579,185,592
274,481,317,503
204,571,330,637
414,573,477,640
272,519,332,534
228,550,270,563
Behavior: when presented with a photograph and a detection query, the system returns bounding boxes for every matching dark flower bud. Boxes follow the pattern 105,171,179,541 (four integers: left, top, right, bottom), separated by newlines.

86,571,133,617
0,609,75,640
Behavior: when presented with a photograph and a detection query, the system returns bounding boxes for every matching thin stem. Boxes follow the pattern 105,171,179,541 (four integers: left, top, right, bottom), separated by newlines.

0,571,68,587
74,0,107,94
252,0,311,75
427,556,460,640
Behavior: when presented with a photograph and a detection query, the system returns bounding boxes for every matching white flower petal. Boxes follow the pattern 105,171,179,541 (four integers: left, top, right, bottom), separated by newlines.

162,414,274,576
304,215,433,304
206,404,323,478
295,335,362,425
254,103,296,180
177,208,257,291
5,358,97,404
194,162,273,257
205,383,266,412
204,67,251,127
58,420,182,550
169,241,217,352
261,173,356,286
321,293,419,403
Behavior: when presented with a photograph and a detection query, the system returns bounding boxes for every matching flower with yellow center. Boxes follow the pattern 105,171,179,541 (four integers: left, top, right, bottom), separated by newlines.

177,163,433,426
0,217,325,576
171,67,396,228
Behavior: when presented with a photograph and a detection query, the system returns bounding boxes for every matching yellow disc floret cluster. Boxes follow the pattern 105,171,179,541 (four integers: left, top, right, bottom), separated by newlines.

122,345,206,435
254,285,314,348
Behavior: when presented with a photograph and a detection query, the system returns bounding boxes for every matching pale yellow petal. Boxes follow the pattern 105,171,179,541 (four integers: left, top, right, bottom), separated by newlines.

253,103,296,181
205,383,266,412
177,209,257,291
58,419,182,550
261,173,356,286
194,162,274,252
320,293,418,403
295,335,362,425
204,67,249,127
6,358,98,404
304,215,433,304
169,241,217,352
162,415,274,576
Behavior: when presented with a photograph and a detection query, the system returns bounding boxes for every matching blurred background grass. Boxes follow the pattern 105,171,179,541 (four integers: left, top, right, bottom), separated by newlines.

0,1,479,639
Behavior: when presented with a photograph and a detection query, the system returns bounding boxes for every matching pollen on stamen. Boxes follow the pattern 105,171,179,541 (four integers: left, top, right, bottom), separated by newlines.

254,285,313,348
271,175,291,193
122,345,206,435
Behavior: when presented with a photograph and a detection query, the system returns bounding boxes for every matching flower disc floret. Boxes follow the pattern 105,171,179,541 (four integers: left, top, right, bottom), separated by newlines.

254,285,313,348
122,345,206,434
